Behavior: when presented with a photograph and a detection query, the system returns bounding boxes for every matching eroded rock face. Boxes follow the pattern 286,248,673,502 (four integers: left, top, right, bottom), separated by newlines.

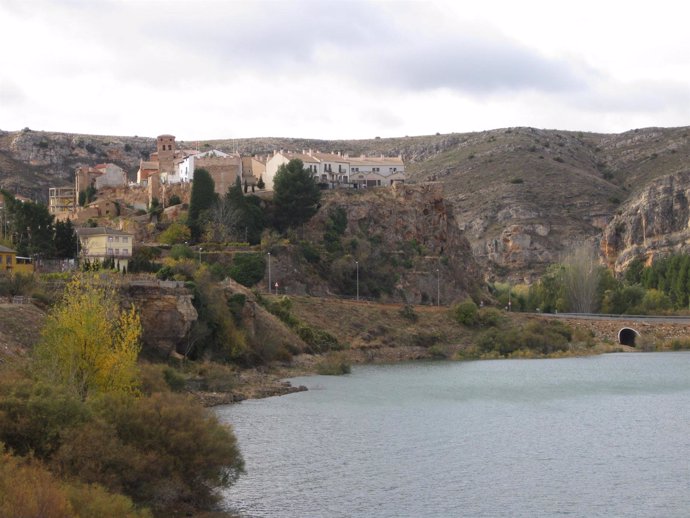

601,171,690,272
122,280,197,357
296,183,484,304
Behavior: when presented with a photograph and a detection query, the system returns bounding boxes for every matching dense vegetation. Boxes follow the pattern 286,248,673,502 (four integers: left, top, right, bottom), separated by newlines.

1,190,77,258
503,252,690,315
0,274,244,517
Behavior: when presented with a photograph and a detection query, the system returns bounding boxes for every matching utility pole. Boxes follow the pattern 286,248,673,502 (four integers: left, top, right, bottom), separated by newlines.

356,260,359,301
267,252,271,293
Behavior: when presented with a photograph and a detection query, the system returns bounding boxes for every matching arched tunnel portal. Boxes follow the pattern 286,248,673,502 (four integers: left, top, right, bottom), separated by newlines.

618,327,641,347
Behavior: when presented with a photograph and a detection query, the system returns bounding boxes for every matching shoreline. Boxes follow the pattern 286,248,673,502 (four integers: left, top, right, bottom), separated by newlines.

195,342,642,407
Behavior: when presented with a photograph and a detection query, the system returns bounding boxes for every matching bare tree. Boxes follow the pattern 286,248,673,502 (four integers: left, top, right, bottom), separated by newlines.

204,198,242,243
561,244,601,313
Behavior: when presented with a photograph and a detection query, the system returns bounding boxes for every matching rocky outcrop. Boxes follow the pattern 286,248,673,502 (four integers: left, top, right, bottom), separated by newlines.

0,129,154,202
122,280,197,357
601,171,690,273
287,182,485,304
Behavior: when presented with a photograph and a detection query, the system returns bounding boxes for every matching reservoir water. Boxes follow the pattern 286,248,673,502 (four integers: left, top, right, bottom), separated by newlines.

217,353,690,517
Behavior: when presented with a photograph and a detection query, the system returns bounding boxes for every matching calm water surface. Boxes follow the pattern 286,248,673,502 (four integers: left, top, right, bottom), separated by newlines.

217,353,690,517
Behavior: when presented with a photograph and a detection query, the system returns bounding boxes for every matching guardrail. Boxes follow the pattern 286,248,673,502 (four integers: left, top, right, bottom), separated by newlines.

540,312,690,322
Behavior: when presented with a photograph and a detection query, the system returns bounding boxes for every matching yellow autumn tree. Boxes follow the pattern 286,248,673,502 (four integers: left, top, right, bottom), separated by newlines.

34,274,142,400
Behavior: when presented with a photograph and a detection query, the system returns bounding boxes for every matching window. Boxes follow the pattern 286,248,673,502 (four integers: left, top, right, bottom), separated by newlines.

114,236,119,242
108,236,113,242
107,248,113,255
115,249,119,255
122,237,128,243
5,255,11,265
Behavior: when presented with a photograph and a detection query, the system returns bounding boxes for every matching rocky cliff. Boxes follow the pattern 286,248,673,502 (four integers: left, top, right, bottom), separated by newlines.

601,171,690,273
123,280,198,357
0,129,154,201
275,183,485,304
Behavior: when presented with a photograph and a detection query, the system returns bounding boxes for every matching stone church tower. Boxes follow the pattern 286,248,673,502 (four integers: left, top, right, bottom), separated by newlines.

157,134,176,175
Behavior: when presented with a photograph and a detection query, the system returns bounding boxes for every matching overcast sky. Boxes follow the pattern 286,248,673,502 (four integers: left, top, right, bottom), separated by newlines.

2,0,690,140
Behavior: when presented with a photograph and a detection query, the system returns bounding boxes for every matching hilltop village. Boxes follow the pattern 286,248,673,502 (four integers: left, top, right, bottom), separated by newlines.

34,134,406,272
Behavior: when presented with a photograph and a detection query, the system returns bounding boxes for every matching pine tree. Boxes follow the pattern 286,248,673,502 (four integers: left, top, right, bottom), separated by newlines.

272,159,321,231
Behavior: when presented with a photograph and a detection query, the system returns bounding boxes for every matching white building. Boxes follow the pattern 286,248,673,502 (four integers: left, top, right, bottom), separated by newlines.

174,149,228,184
264,149,405,190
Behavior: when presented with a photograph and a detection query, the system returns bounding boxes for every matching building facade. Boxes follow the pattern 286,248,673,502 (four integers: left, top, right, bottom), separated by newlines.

264,150,405,190
76,227,133,272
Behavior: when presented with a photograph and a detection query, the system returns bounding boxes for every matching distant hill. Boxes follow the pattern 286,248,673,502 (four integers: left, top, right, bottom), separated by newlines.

2,125,690,281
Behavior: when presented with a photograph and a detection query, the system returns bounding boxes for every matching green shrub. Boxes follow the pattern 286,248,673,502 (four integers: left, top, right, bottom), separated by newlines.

667,338,690,350
169,243,193,260
399,304,418,322
196,362,237,392
226,293,247,324
159,222,191,245
300,241,321,264
162,368,186,392
454,300,478,326
56,391,244,514
476,307,503,327
0,374,89,458
297,324,342,353
228,253,265,287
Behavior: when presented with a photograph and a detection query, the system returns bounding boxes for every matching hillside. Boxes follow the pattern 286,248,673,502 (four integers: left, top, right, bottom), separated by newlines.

3,125,690,281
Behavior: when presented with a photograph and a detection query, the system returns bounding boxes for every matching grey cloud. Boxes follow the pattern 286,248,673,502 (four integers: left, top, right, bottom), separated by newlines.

570,80,690,113
360,37,589,93
149,2,591,95
11,0,594,96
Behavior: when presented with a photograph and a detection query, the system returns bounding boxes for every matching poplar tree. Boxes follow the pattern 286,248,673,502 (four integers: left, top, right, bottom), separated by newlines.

188,168,217,242
33,275,142,400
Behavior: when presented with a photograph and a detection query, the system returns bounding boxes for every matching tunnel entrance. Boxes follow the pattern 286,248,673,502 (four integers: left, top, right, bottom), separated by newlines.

618,327,640,347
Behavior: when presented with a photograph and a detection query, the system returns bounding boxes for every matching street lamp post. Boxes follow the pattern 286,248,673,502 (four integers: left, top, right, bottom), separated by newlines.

355,260,359,301
436,268,440,306
267,252,271,293
198,246,203,264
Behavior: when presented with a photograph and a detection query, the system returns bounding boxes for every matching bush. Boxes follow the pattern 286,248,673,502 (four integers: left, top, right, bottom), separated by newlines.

476,307,503,327
476,320,572,357
0,448,74,518
399,304,418,322
454,300,478,326
667,338,690,350
300,241,321,264
228,253,265,287
169,243,194,260
316,353,351,375
162,367,186,392
57,392,244,514
297,324,342,353
0,375,89,458
158,222,191,245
